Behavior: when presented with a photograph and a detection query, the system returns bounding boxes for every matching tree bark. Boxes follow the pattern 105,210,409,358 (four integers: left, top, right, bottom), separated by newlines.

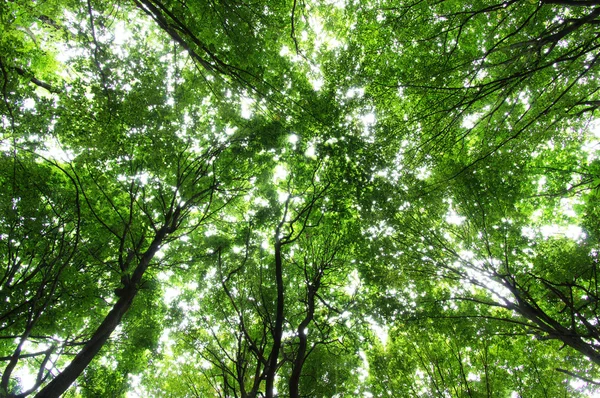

289,287,316,398
265,239,284,398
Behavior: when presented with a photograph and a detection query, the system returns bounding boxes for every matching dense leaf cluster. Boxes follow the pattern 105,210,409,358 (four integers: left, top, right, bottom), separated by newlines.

1,0,600,397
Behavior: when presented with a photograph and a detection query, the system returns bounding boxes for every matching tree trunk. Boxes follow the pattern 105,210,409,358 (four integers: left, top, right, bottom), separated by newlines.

265,240,284,398
34,227,168,398
288,287,316,398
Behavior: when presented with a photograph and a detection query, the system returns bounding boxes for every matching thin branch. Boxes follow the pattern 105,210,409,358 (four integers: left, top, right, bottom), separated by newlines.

555,367,600,385
11,66,60,93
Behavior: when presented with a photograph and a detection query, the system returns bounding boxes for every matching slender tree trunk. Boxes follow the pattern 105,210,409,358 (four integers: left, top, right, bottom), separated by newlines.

34,227,169,398
289,287,316,398
265,239,284,398
1,327,32,392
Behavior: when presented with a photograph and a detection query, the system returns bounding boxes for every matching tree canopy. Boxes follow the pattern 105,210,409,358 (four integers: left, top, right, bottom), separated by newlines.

1,0,600,396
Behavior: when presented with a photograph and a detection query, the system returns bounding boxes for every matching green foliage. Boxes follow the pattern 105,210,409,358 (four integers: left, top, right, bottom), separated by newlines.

1,0,600,397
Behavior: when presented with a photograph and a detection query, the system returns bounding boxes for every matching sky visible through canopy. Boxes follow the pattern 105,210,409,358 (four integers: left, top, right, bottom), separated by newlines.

2,0,600,397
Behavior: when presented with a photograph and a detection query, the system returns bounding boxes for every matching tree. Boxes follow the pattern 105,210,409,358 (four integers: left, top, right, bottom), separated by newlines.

342,0,600,175
0,154,83,396
387,159,600,364
1,2,241,395
365,129,600,392
2,0,600,396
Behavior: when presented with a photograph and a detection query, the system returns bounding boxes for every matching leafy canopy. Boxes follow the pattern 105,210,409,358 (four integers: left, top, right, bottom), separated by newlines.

1,0,600,397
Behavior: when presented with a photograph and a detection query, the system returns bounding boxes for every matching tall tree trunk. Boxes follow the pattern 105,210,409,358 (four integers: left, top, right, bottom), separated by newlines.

288,287,316,398
265,239,284,398
34,227,169,398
